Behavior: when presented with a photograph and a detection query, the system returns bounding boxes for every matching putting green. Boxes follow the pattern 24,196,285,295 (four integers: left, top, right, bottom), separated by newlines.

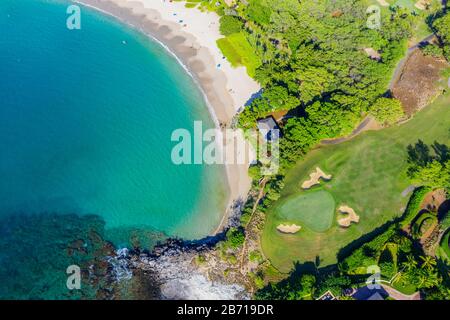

276,190,335,233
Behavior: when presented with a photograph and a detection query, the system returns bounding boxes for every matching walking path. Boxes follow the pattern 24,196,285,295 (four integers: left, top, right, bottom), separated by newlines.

239,178,268,272
381,284,421,300
389,33,435,89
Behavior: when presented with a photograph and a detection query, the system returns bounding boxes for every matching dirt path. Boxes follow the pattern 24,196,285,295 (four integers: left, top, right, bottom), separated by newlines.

420,220,439,243
239,178,268,272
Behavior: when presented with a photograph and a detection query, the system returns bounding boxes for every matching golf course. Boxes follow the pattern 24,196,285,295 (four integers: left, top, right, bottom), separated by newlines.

262,93,450,272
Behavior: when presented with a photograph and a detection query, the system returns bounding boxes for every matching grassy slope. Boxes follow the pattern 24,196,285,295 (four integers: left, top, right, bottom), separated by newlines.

216,32,261,77
262,93,450,272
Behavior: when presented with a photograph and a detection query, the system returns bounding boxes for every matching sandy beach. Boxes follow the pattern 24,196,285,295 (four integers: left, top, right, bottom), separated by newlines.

74,0,260,234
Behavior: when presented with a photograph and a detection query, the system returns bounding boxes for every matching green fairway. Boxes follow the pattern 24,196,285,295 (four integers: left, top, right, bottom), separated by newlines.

262,93,450,272
276,190,335,233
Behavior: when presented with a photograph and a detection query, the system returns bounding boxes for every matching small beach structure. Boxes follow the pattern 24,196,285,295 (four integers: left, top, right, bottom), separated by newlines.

257,116,281,142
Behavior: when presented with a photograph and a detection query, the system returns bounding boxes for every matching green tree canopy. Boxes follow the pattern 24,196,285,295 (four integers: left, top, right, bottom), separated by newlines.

369,97,405,126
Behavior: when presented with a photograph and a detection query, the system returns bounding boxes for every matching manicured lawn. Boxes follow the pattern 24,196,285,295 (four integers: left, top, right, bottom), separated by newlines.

261,93,450,272
276,190,336,233
217,32,262,77
392,281,418,295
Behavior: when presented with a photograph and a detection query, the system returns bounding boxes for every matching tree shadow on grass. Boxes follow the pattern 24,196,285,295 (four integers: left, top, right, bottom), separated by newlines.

255,261,318,299
337,219,399,263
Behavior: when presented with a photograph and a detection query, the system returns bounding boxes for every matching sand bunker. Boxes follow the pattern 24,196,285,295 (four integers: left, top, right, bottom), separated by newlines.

277,224,302,234
377,0,390,6
337,205,360,228
301,167,332,189
415,0,430,10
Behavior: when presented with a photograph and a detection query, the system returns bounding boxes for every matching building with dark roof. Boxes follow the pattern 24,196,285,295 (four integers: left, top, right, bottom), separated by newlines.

257,116,281,142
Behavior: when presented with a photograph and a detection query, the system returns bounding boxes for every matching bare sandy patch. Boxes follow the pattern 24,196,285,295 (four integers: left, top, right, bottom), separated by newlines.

421,189,448,212
415,0,430,10
377,0,390,6
337,205,360,228
392,50,449,116
277,224,302,234
301,167,332,189
364,48,381,61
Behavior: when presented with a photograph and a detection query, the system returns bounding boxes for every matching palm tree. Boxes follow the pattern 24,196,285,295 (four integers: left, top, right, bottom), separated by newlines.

402,254,417,272
417,270,441,289
392,270,406,285
420,256,437,271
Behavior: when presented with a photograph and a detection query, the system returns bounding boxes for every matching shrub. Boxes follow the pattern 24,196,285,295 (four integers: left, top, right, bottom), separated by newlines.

249,250,263,263
400,186,432,227
227,254,238,264
340,226,396,273
380,261,396,279
433,11,450,60
369,97,405,126
440,209,450,229
421,44,444,58
225,227,245,249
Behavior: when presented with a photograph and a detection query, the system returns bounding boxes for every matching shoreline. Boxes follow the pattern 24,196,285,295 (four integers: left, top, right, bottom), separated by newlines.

74,0,260,236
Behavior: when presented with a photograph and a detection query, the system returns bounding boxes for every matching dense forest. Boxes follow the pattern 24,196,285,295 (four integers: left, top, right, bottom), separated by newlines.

216,0,416,168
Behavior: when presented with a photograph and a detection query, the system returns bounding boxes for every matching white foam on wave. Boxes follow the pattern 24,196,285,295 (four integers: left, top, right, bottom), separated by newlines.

107,248,133,282
161,274,248,300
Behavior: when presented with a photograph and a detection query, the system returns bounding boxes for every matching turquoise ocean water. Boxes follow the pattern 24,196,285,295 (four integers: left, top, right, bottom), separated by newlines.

0,0,228,298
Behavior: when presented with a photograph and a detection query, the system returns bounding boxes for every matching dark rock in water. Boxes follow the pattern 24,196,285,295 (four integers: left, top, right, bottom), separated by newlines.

0,198,249,300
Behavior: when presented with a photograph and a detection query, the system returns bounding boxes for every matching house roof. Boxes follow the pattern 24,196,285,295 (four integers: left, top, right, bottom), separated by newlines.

367,292,384,300
257,116,280,141
257,116,279,131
